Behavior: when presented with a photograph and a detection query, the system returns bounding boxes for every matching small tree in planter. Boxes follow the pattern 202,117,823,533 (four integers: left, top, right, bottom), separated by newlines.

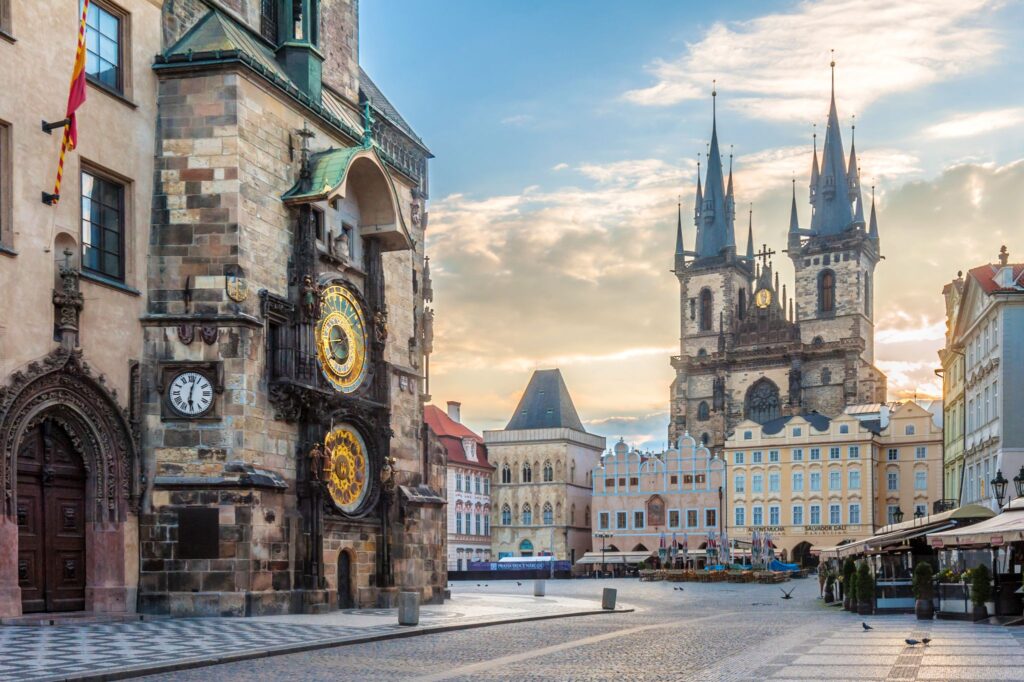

842,558,856,610
912,562,935,620
856,562,874,615
970,564,992,621
824,572,836,603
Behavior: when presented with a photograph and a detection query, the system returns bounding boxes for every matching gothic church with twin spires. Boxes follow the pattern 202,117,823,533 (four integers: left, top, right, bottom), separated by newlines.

669,71,887,452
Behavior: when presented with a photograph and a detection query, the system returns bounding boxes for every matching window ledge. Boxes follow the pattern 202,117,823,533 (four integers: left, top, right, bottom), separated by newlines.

87,78,137,109
0,244,16,257
81,270,140,296
0,28,14,44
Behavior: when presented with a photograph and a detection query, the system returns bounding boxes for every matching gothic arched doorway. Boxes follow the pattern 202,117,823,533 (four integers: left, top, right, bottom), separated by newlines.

792,541,816,567
337,550,354,609
745,379,781,424
17,420,88,613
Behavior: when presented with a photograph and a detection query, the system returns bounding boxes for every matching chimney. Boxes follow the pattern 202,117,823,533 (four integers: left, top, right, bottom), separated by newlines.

447,401,462,423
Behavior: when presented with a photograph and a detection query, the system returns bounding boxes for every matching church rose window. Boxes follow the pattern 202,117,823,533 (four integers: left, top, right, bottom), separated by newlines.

745,379,781,424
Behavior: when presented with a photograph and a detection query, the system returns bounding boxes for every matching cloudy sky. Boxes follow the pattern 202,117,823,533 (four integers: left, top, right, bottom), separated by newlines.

361,0,1024,449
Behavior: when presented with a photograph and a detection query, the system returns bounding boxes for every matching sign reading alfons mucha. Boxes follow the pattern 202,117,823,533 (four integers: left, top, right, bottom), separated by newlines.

324,424,371,514
315,284,369,393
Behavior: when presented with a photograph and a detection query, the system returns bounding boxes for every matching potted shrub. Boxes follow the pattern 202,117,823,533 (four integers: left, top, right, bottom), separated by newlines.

824,572,836,603
842,558,856,611
856,562,874,615
912,562,935,620
970,564,992,621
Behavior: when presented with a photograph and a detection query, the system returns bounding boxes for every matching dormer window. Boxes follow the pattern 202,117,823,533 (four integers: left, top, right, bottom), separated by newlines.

462,438,478,462
997,267,1016,288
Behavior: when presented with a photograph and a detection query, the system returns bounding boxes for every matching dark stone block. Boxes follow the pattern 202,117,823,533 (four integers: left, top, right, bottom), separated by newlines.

168,571,201,592
140,572,167,593
187,194,222,209
203,572,235,592
219,525,243,542
141,559,165,572
161,225,196,247
235,507,252,525
139,593,170,615
272,571,291,591
169,491,199,505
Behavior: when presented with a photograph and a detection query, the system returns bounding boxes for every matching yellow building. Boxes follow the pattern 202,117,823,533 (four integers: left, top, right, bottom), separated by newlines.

724,402,943,565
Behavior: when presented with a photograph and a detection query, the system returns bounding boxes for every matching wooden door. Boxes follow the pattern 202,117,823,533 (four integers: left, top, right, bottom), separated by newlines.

17,421,87,613
338,551,353,609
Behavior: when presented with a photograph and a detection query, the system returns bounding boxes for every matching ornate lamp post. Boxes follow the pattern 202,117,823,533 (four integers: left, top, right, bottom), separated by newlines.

596,532,613,577
914,508,925,526
892,507,904,525
991,470,1008,509
1013,467,1024,500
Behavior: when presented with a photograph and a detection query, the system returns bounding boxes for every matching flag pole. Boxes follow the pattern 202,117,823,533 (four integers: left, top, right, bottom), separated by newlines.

44,0,90,205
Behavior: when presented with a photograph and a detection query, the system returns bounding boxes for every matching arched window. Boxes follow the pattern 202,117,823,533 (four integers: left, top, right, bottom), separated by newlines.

522,462,532,483
864,272,871,315
501,504,511,525
745,378,781,424
584,506,590,526
701,432,710,445
697,401,710,421
738,288,747,319
570,504,576,524
699,289,713,331
821,368,831,384
501,464,511,484
543,503,553,525
543,461,554,482
812,336,824,346
519,539,534,556
522,504,532,525
818,269,835,313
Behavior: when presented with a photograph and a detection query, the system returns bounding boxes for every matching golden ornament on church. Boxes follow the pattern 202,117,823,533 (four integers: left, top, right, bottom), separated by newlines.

324,424,370,513
754,288,773,309
315,284,368,393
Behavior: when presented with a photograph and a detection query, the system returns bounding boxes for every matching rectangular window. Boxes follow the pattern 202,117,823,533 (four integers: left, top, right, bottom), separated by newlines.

668,510,680,528
888,471,899,491
993,381,999,418
810,504,821,526
598,512,609,530
769,506,780,526
455,474,462,492
752,474,763,493
0,121,8,250
456,513,462,534
630,477,639,487
829,504,840,525
752,506,764,525
829,470,841,490
792,427,802,437
686,509,698,528
475,477,481,494
810,472,821,492
81,169,125,281
84,0,125,92
734,474,745,493
849,503,861,525
604,478,615,488
792,448,803,462
475,513,482,535
695,473,706,485
887,448,899,461
260,0,278,42
705,509,717,528
735,507,745,526
670,474,678,485
633,511,645,529
810,448,821,461
915,446,927,460
734,452,745,465
792,472,803,492
849,469,861,490
792,505,803,525
769,472,780,493
887,505,900,524
848,446,860,459
769,450,780,463
915,471,927,490
829,447,841,460
616,511,628,529
484,516,490,535
752,451,763,464
484,479,490,495
915,504,927,518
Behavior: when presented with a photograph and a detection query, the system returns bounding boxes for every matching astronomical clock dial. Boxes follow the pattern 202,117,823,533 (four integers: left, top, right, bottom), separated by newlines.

315,284,369,393
167,371,214,417
754,288,773,309
324,424,371,514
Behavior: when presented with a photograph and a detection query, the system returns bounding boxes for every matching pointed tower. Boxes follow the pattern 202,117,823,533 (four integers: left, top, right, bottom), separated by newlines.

695,87,737,260
788,177,801,251
848,121,865,227
693,157,703,255
674,201,686,273
868,186,879,242
810,58,854,234
745,206,754,262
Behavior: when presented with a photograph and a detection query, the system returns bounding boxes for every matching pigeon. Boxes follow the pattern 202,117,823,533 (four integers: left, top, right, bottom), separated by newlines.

780,587,795,600
905,639,920,646
476,584,481,587
862,622,873,631
922,638,931,645
516,582,522,586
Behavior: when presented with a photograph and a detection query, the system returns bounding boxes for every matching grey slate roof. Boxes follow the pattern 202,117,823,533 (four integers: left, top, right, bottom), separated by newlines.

505,369,585,432
359,67,429,152
760,412,832,435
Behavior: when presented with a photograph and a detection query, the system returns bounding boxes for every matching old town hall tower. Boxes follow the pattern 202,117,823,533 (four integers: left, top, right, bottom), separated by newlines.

670,70,886,452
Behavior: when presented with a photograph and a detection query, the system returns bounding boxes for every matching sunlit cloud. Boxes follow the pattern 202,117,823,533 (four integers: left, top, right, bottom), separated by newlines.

623,0,1004,120
923,108,1024,139
501,114,535,127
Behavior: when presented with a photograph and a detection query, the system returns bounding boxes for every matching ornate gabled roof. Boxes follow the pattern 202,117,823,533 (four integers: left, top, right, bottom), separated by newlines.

505,369,586,432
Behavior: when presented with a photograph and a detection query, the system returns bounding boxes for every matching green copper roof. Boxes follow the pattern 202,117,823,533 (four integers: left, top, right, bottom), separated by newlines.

161,10,288,83
282,147,363,202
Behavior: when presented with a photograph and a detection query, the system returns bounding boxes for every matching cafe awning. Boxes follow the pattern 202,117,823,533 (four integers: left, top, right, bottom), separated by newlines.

929,501,1024,548
575,551,657,565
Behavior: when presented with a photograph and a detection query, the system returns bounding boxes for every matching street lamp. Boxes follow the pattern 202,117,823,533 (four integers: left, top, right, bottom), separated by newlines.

914,508,924,525
596,532,613,577
892,507,904,524
991,470,1008,508
1014,467,1024,499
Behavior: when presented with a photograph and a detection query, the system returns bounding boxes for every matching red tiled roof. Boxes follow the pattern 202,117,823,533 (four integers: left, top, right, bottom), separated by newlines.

424,404,494,470
968,263,1024,294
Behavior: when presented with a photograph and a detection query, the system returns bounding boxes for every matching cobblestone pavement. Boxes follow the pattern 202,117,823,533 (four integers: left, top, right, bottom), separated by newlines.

142,579,1024,682
0,592,610,681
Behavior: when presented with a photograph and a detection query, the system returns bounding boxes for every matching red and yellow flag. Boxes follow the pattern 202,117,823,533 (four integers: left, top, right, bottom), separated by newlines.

48,0,90,205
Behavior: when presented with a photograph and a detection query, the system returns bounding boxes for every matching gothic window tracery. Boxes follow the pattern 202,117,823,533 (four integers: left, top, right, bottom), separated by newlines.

543,461,553,482
521,503,532,525
501,463,511,484
697,401,710,421
501,504,511,525
522,463,532,483
543,503,553,525
745,378,781,424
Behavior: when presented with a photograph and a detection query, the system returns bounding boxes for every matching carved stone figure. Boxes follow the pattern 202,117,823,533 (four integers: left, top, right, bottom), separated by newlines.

309,442,328,481
301,275,321,320
373,309,388,345
788,368,802,406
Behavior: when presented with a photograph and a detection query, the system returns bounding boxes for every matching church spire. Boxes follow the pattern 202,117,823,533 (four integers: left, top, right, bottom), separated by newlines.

694,83,736,260
848,118,865,226
789,177,800,233
809,127,820,208
810,53,854,235
745,205,754,261
675,200,684,255
868,185,879,240
693,156,703,225
726,147,736,225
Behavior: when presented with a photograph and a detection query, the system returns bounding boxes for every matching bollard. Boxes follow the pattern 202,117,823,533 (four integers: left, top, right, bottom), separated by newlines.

398,590,420,626
602,587,617,610
533,579,546,597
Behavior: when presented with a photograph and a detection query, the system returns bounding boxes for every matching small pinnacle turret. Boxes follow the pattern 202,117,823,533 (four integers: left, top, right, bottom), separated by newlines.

745,206,754,262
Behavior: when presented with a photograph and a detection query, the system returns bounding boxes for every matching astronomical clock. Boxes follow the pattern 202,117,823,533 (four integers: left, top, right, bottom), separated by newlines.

323,423,371,515
315,284,369,393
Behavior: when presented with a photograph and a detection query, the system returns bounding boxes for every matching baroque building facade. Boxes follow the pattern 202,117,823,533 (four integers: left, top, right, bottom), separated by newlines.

669,71,886,454
424,402,493,570
485,370,603,563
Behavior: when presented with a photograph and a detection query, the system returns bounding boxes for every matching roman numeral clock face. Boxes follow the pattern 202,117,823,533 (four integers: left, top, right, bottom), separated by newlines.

168,371,214,417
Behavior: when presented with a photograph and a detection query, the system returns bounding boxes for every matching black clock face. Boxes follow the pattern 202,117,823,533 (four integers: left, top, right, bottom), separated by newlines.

168,371,214,417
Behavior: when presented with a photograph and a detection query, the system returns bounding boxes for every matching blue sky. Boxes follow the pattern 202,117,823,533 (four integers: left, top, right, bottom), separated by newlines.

362,0,1024,449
